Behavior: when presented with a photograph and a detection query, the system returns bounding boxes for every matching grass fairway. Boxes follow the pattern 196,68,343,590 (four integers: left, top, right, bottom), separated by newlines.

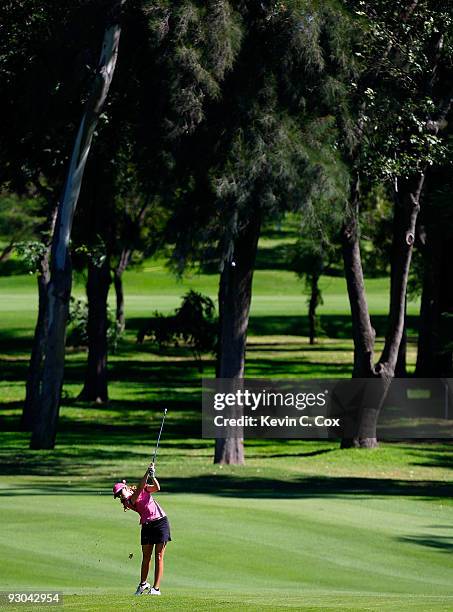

0,438,452,611
0,247,451,610
1,484,452,611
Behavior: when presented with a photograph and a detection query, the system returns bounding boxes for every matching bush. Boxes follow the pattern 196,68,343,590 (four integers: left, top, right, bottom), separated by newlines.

137,290,218,369
66,297,123,353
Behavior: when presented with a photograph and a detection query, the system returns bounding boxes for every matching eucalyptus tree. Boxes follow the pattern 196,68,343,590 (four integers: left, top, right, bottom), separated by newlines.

30,0,125,449
339,0,453,446
0,1,116,431
13,1,240,430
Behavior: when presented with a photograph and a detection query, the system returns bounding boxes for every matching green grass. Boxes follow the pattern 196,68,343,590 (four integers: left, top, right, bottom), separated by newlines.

0,437,452,611
1,242,450,611
0,258,419,320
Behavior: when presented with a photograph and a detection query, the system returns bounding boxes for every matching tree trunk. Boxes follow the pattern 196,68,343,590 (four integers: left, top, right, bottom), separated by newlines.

21,248,51,430
30,3,124,449
340,32,452,448
214,213,262,464
341,177,376,379
378,174,424,374
113,247,132,332
78,257,111,403
395,318,407,377
395,286,408,379
341,174,424,448
308,272,321,345
0,242,14,263
341,209,378,448
22,206,58,431
415,261,436,376
114,270,125,332
416,218,453,376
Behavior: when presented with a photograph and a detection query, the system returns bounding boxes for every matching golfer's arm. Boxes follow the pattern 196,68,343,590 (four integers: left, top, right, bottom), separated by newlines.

130,469,152,503
146,476,160,493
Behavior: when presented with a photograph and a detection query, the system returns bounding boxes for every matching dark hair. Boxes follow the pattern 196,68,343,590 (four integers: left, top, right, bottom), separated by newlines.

118,485,137,512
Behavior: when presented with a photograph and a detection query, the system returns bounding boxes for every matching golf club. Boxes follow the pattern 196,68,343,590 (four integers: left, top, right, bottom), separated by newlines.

151,408,168,466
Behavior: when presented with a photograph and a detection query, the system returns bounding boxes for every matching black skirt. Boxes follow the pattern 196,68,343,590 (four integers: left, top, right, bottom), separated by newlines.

141,516,171,545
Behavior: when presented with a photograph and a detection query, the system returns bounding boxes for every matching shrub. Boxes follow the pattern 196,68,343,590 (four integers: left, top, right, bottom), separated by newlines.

137,290,218,369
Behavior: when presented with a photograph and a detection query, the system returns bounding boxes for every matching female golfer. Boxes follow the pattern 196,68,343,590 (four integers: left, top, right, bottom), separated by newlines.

113,462,171,596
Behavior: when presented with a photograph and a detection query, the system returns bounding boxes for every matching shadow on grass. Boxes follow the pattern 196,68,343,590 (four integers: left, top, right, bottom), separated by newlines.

245,359,351,377
0,356,207,384
0,329,34,355
254,243,294,271
245,448,335,459
246,344,353,352
0,473,451,501
162,474,453,500
408,447,453,470
0,408,202,443
247,315,419,339
397,535,453,552
124,314,420,341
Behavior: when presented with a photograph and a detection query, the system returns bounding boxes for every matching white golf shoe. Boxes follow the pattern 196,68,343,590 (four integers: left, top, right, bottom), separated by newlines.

134,581,150,595
149,587,161,596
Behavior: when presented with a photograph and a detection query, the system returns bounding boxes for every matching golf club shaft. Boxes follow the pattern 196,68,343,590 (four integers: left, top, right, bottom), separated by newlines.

152,408,167,465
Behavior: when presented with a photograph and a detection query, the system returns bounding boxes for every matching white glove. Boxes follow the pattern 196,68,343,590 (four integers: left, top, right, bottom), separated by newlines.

148,463,156,478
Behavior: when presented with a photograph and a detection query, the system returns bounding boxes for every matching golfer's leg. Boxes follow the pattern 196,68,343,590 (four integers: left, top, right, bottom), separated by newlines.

141,544,153,583
153,543,166,588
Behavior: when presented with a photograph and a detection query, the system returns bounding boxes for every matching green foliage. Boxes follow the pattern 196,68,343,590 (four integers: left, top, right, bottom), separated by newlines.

291,238,328,284
145,0,242,139
0,193,44,257
74,239,107,268
169,1,353,273
0,1,103,190
360,183,393,277
363,98,451,180
14,241,47,274
344,1,453,182
290,236,331,341
66,297,123,353
66,297,89,347
137,290,217,368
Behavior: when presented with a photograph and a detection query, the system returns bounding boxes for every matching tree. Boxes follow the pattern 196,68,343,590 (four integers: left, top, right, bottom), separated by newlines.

415,163,453,376
212,3,353,463
0,1,111,430
291,238,329,345
30,0,125,449
74,0,241,402
167,2,352,463
339,1,453,446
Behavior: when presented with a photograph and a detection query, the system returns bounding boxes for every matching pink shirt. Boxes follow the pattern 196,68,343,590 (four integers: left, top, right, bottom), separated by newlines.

127,488,166,524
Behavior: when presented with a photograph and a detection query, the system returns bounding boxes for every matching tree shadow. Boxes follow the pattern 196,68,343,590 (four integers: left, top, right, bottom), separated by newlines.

1,473,450,501
254,243,294,270
245,358,351,377
0,329,34,354
247,315,419,339
408,446,453,470
397,535,453,553
245,448,335,459
246,344,353,353
0,355,208,385
160,473,453,500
